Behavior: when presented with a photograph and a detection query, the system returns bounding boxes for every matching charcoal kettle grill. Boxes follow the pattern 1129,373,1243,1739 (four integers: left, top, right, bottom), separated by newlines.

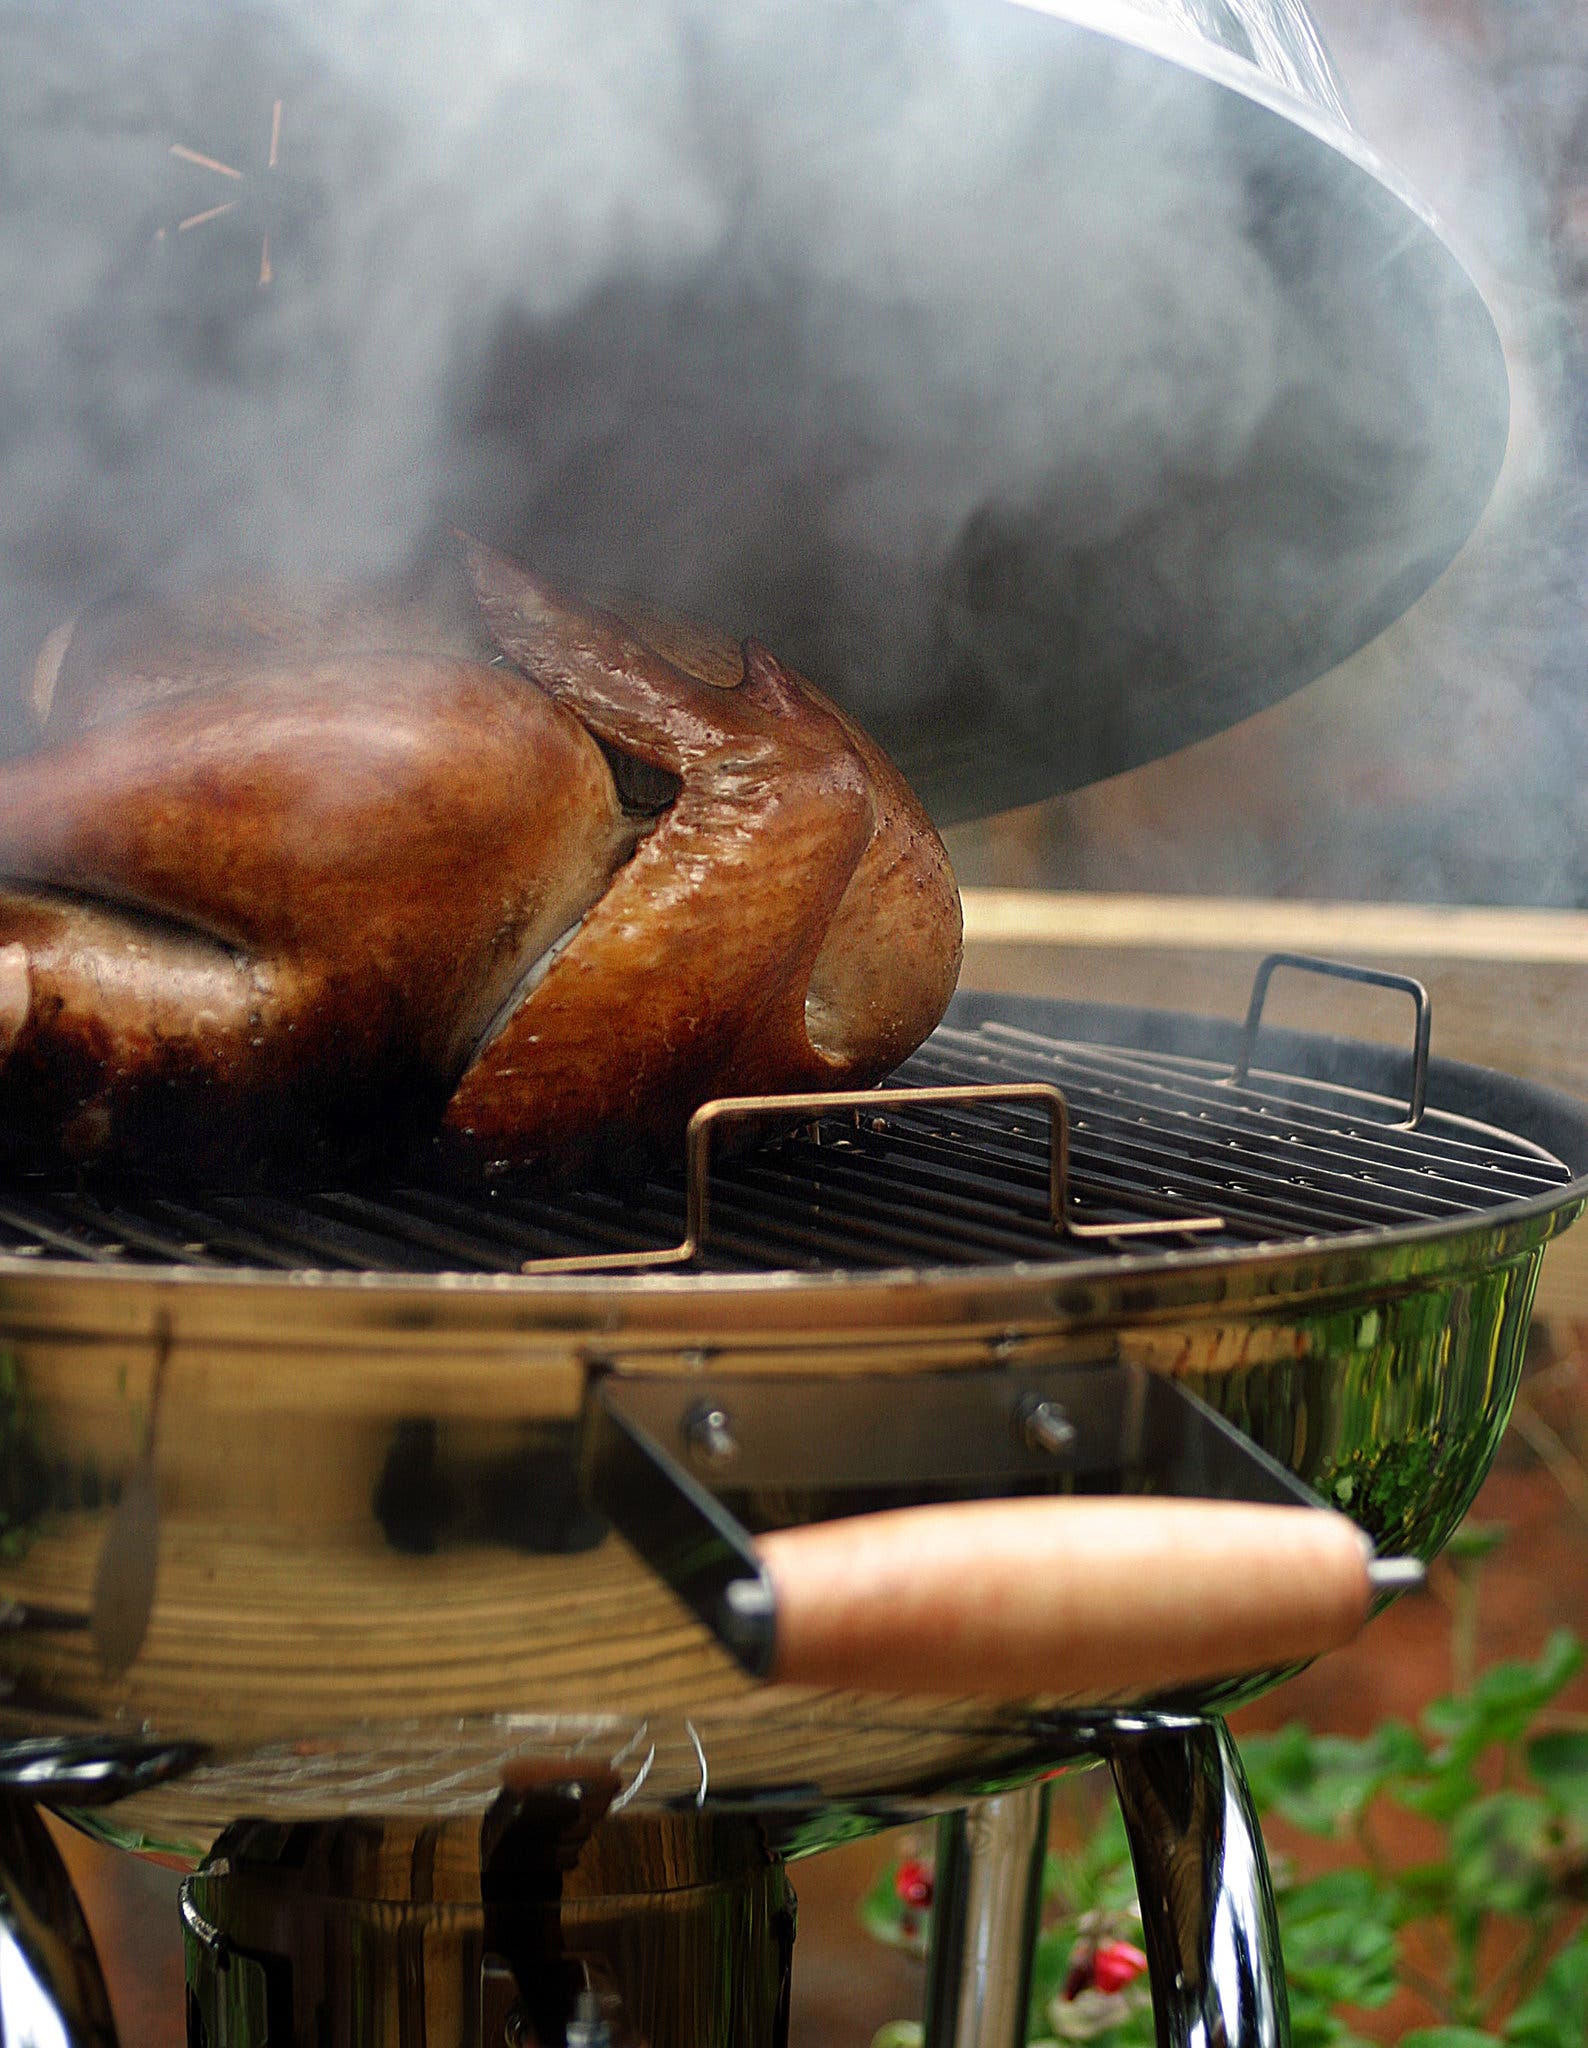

0,965,1583,2048
0,0,1563,2045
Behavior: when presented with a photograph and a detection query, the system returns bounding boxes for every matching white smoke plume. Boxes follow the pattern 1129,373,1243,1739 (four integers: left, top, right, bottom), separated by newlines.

959,0,1588,904
0,0,1509,837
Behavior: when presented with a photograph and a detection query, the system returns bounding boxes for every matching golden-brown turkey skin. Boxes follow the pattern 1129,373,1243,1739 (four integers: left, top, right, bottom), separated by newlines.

553,573,963,1080
0,656,629,1176
0,543,962,1180
450,541,962,1170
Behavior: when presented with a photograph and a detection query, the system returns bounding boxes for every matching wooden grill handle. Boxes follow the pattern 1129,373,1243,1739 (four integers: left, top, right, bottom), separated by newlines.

756,1498,1376,1700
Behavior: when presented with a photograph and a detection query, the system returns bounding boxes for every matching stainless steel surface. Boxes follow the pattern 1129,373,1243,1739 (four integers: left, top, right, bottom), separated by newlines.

0,989,1577,1863
924,1783,1051,2048
1086,0,1350,118
1111,1719,1289,2048
0,1801,118,2048
1015,1395,1078,1455
1365,1556,1428,1596
4,0,1507,821
182,1810,795,2048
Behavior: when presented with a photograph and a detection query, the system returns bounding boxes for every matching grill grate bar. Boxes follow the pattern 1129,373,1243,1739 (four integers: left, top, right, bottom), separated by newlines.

144,1194,349,1271
892,1070,1564,1239
308,1191,563,1272
719,1127,1216,1257
910,1035,1567,1200
203,1195,422,1273
938,1036,1564,1189
41,1192,225,1267
692,1154,1057,1267
492,1186,693,1263
969,1026,1566,1176
0,1011,1572,1274
873,1105,1443,1242
0,1194,144,1265
379,1183,661,1267
894,1069,1530,1225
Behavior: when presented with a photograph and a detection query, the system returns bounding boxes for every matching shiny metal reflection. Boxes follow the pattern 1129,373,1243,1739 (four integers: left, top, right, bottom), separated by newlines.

1111,1720,1287,2048
925,1784,1052,2048
0,1803,117,2048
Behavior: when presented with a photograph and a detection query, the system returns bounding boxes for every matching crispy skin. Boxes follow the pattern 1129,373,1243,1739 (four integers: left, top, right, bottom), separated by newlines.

0,542,962,1180
450,542,962,1171
598,587,963,1075
0,654,627,1175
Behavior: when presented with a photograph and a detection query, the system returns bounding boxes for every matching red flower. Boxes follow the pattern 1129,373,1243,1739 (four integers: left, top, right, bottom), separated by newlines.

894,1858,935,1910
1090,1939,1149,1995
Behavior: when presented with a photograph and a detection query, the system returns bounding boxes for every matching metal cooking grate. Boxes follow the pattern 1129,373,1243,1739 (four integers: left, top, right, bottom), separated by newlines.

0,1006,1571,1277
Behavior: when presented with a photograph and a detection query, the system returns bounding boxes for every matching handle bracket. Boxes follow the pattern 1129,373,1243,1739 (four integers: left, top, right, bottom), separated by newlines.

583,1361,1322,1679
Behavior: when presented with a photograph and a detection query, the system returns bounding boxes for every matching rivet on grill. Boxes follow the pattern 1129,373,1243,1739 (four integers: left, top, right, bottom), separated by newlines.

1014,1393,1077,1456
683,1403,739,1468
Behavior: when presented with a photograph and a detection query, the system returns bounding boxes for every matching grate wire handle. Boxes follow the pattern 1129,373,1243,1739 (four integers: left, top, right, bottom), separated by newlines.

1231,953,1431,1130
523,1083,1224,1273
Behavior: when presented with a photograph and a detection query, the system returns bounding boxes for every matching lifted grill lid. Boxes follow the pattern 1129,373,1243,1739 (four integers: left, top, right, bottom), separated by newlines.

2,0,1507,821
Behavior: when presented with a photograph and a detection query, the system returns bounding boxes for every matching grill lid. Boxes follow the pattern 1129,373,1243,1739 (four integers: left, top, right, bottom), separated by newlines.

2,0,1507,821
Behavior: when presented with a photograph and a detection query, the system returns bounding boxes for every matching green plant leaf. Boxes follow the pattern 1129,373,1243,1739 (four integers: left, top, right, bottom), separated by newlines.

1527,1730,1588,1823
1374,1718,1433,1775
1279,1870,1398,2010
1505,1932,1588,2047
1400,1762,1483,1827
1046,1802,1139,1921
1423,1636,1585,1772
1444,1520,1507,1564
1287,2016,1374,2048
1396,2032,1504,2048
1392,1858,1455,1922
1238,1726,1408,1836
1448,1793,1557,1919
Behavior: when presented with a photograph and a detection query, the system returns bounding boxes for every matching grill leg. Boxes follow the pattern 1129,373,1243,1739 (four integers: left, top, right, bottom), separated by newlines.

923,1783,1050,2048
0,1800,119,2048
1109,1717,1289,2048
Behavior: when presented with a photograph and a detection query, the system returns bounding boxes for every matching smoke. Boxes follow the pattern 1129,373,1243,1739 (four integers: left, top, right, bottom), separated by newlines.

963,0,1588,906
0,0,1510,832
1311,0,1588,905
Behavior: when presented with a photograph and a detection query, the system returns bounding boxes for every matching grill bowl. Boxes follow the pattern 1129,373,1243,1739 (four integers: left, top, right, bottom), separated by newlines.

0,988,1582,1862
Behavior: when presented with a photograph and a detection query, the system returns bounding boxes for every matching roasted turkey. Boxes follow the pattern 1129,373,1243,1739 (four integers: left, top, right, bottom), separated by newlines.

0,538,961,1180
